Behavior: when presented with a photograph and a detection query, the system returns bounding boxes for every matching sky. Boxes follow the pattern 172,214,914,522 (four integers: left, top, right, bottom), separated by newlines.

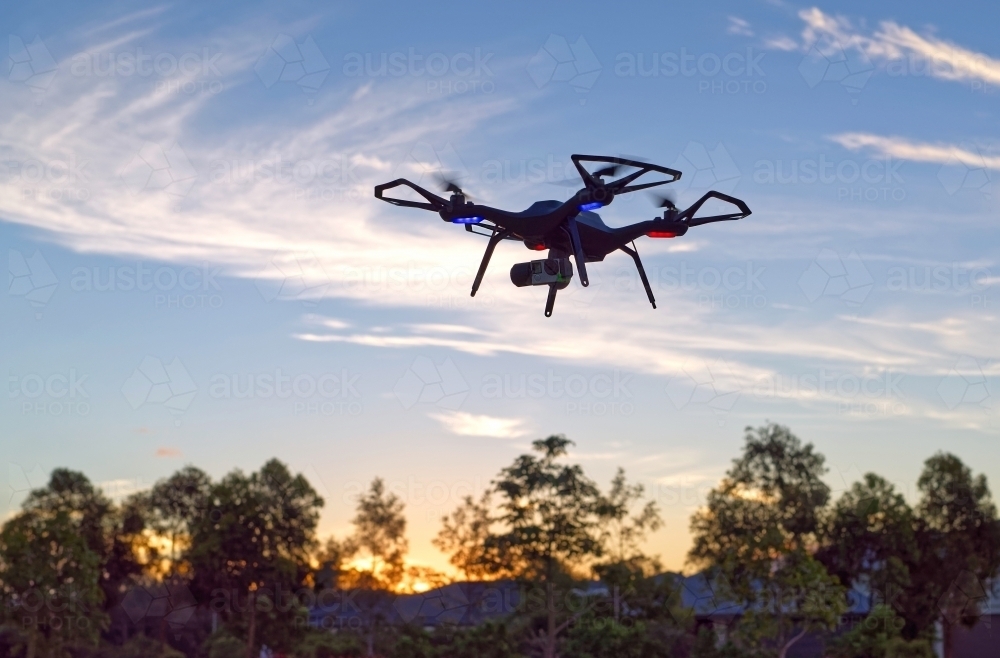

2,0,999,575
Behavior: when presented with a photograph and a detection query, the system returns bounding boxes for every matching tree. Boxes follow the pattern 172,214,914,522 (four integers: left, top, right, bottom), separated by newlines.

487,435,604,658
689,423,847,658
314,536,354,592
737,551,847,658
14,468,150,631
818,473,917,613
435,437,669,658
347,478,408,591
910,453,1000,658
433,492,499,581
147,466,212,577
188,459,323,658
0,503,106,658
327,477,412,657
593,467,663,582
828,604,932,658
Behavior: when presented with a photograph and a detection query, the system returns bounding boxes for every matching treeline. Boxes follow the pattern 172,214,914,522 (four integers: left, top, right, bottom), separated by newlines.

0,424,998,658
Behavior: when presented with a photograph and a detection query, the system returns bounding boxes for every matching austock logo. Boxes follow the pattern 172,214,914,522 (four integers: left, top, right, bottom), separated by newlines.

120,141,198,197
7,463,47,511
614,47,767,95
798,249,873,306
8,35,58,92
9,369,91,417
254,253,331,305
343,46,494,96
8,249,58,318
754,368,907,418
481,369,634,416
394,357,469,411
5,585,95,631
2,155,91,203
308,582,654,630
671,142,741,196
121,356,198,425
936,142,994,197
70,262,225,310
120,582,197,630
255,34,330,98
937,356,995,428
798,35,874,103
208,369,363,416
527,34,602,104
937,570,991,625
666,358,743,426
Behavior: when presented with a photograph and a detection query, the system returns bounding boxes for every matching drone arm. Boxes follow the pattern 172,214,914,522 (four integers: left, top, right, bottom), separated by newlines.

619,244,656,309
471,228,512,297
374,178,450,212
678,191,752,226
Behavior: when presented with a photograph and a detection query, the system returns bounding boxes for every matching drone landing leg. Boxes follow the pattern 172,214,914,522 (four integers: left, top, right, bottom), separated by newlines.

566,217,589,287
619,244,656,309
544,284,558,317
471,229,511,297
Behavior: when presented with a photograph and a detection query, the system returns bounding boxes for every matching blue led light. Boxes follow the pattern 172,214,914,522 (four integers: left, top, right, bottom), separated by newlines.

579,202,602,211
451,216,484,224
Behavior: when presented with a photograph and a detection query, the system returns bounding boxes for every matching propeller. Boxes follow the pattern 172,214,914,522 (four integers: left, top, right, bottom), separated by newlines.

550,160,635,187
432,171,475,201
650,192,678,211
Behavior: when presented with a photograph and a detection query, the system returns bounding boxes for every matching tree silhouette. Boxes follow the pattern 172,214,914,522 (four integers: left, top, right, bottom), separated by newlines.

0,484,106,658
487,435,605,658
433,492,499,581
817,474,916,619
690,423,847,658
147,466,212,577
348,478,408,591
911,453,1000,658
188,459,322,658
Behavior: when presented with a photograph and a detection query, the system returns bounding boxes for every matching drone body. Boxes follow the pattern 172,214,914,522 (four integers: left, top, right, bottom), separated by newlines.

374,155,751,316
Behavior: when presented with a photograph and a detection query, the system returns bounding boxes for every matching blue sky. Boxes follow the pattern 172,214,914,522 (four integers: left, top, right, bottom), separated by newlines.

3,0,999,573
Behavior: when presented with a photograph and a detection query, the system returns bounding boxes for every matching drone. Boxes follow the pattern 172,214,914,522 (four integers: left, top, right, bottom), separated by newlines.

374,154,750,317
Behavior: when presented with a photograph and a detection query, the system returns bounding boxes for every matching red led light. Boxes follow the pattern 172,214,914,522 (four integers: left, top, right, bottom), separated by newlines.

531,244,546,251
647,231,677,238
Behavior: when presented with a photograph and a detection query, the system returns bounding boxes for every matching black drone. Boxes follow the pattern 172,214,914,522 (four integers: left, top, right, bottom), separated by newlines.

374,155,750,317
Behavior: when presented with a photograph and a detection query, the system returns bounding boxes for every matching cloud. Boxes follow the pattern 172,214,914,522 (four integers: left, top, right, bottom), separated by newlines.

829,133,1000,168
98,478,147,500
727,17,754,37
764,36,799,52
428,410,528,438
0,14,521,282
155,447,182,457
799,7,1000,86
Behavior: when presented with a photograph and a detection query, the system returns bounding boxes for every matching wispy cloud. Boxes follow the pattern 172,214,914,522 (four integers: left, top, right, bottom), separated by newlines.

428,410,528,438
829,133,1000,168
727,17,754,37
798,7,1000,86
0,14,522,280
763,36,798,52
